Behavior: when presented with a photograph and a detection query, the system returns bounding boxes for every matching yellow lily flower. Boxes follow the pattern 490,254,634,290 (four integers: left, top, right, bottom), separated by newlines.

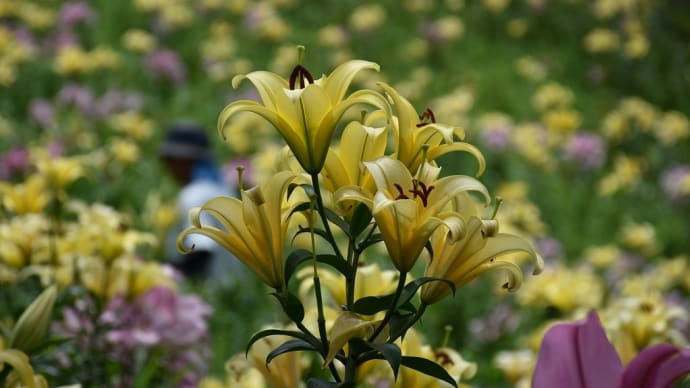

0,175,51,215
0,348,45,388
379,82,485,176
177,171,301,289
338,157,490,273
420,216,543,305
218,58,389,173
321,110,388,195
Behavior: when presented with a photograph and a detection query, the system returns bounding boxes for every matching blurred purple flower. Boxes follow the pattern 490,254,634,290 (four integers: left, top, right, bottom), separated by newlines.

48,140,65,158
58,83,95,112
100,287,212,386
9,26,36,46
28,99,55,128
144,49,187,84
469,303,520,342
533,311,690,388
90,90,143,119
534,236,563,261
562,131,606,169
51,28,80,48
660,165,690,201
0,147,30,180
58,1,97,26
480,126,512,152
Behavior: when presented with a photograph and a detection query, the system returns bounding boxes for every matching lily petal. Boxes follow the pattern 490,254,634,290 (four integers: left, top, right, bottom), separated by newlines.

324,60,380,104
533,311,623,388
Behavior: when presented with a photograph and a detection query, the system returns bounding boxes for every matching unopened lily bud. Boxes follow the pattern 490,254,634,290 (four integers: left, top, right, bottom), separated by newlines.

9,285,58,354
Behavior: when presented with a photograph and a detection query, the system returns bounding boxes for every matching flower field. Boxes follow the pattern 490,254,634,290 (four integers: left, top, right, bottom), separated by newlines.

1,0,690,387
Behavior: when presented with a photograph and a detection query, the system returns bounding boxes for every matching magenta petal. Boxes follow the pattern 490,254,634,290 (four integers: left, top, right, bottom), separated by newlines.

533,322,584,388
533,311,623,388
576,311,624,388
619,344,678,388
648,347,690,388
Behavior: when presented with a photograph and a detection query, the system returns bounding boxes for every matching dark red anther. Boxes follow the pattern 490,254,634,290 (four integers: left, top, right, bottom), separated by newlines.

289,64,314,90
394,183,409,200
416,108,437,127
434,350,454,367
409,179,435,207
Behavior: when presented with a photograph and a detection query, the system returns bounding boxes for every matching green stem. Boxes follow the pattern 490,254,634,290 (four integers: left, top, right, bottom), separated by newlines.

345,241,356,308
369,271,407,341
309,173,344,261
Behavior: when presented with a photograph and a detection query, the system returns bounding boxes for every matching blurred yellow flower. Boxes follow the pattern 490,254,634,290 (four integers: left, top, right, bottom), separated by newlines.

602,294,688,363
654,111,690,146
583,244,621,268
433,16,465,41
512,123,555,170
494,349,535,386
122,29,157,54
624,33,649,59
532,82,573,111
53,46,92,75
517,266,604,314
110,138,140,164
349,4,387,32
506,18,528,39
17,3,54,30
597,154,642,195
111,111,154,140
584,28,620,53
515,56,547,82
33,153,84,191
318,24,349,48
90,46,121,70
542,108,581,134
0,175,50,215
482,0,511,13
621,222,657,257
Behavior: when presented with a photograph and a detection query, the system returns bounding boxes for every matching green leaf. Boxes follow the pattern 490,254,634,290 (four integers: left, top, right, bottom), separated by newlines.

366,342,402,380
401,356,458,388
284,249,351,280
288,183,315,199
266,339,316,366
351,293,395,315
323,207,352,237
288,201,313,218
284,249,313,282
398,277,455,309
357,233,383,252
349,203,372,238
388,311,416,341
271,291,305,323
245,329,320,356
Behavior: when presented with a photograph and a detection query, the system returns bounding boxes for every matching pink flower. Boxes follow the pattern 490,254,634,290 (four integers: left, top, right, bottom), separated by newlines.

28,99,55,128
58,1,96,26
660,165,690,201
144,49,187,84
533,311,690,388
562,132,606,169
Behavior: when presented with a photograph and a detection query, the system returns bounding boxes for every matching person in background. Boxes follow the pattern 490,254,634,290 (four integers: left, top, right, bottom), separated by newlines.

159,121,235,282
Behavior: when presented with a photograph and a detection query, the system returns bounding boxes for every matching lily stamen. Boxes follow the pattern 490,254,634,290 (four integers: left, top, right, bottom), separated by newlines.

289,64,315,90
416,107,437,127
